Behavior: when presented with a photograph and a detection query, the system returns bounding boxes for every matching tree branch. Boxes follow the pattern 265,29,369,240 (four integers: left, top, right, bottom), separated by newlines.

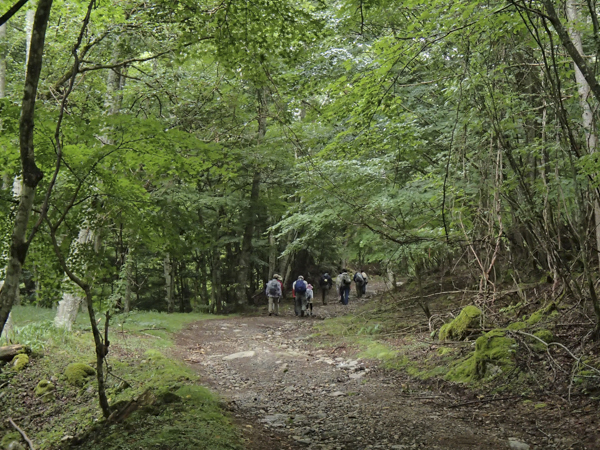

0,0,30,27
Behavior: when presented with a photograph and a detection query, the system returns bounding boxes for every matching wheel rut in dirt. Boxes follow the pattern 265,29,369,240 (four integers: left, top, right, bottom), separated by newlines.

175,305,516,450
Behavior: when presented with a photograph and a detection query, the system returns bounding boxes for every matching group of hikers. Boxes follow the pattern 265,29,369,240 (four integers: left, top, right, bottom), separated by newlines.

264,269,369,317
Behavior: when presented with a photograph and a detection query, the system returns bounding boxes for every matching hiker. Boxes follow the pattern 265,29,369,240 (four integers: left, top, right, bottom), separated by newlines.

337,269,351,305
292,276,308,316
319,272,333,305
354,271,365,298
265,274,283,316
306,284,314,316
361,270,368,295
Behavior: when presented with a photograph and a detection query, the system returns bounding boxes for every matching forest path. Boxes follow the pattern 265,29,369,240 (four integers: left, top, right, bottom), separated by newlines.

175,294,519,450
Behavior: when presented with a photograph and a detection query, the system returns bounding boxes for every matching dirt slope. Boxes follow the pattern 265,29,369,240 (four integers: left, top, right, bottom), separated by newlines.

175,295,528,450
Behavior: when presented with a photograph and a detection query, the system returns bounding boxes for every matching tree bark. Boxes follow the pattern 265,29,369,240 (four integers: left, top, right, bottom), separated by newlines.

0,0,53,336
565,0,600,272
25,8,34,67
55,228,94,329
0,23,6,98
542,0,600,103
164,254,174,313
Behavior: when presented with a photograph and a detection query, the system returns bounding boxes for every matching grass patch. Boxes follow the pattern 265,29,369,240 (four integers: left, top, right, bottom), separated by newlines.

1,306,242,450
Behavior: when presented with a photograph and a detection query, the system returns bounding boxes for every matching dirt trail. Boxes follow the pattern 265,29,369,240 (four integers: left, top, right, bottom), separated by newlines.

175,295,522,450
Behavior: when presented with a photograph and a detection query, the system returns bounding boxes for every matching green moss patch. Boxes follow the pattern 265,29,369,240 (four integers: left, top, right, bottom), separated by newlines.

439,306,482,341
446,329,516,383
526,302,557,326
506,321,526,331
35,379,55,396
64,363,96,386
11,353,29,371
530,329,554,351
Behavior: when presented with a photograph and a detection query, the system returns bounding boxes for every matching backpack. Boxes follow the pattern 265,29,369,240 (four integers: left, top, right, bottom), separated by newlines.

319,274,331,287
342,273,351,286
354,272,364,285
266,279,281,297
295,279,307,294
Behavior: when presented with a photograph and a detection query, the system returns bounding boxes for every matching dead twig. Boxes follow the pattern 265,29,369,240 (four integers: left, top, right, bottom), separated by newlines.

8,418,36,450
447,395,522,408
137,327,167,332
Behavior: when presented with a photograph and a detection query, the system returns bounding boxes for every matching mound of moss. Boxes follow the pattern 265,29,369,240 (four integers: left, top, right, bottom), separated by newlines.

446,329,516,383
64,363,96,386
1,432,24,450
531,329,554,351
526,302,557,325
11,354,29,371
34,380,56,402
439,306,482,341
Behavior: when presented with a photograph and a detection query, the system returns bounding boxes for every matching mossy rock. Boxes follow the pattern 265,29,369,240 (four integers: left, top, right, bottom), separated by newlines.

11,354,29,371
34,380,56,402
1,432,23,450
446,329,515,383
439,306,482,341
64,363,96,386
526,302,557,326
506,321,526,331
531,329,554,351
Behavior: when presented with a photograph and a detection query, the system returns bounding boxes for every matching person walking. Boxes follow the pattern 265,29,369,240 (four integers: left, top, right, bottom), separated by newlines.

337,269,351,305
361,270,368,295
292,276,308,316
354,271,365,298
265,274,283,316
319,272,333,305
306,283,314,316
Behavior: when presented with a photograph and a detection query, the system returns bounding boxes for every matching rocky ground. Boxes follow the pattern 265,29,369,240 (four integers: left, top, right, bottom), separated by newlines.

175,289,555,450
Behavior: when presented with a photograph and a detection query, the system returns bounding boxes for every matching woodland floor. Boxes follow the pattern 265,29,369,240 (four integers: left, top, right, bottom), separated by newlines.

175,285,600,450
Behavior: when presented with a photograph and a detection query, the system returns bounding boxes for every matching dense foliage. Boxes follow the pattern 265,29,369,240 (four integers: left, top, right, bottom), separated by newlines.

2,0,600,332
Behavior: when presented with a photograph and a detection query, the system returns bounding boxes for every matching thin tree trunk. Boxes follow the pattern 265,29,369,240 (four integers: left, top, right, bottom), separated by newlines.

25,9,34,67
0,23,6,98
55,228,94,329
566,0,600,272
0,0,53,336
164,254,174,313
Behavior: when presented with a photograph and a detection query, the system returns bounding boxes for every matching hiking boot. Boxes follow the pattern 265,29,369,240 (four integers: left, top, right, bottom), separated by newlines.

269,313,272,316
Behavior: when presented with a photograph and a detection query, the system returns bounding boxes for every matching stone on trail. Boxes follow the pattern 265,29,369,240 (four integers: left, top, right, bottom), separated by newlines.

329,391,345,397
222,350,255,360
349,372,365,380
508,438,530,450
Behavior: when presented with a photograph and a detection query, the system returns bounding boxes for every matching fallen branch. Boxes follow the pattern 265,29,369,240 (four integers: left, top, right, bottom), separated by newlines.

137,327,167,332
447,395,522,408
8,418,36,450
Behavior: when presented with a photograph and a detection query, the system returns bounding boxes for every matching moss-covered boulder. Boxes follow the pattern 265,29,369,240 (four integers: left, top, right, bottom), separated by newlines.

526,302,557,325
34,380,56,402
11,354,29,371
439,306,482,341
64,363,96,386
531,329,554,352
506,321,526,331
446,329,516,382
1,432,24,450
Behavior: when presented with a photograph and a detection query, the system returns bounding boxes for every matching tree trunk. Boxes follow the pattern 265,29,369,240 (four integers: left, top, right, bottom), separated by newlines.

25,9,34,67
55,228,94,329
0,0,54,336
164,254,174,313
0,23,6,98
566,0,600,272
123,255,133,313
211,249,222,314
268,227,277,278
236,171,260,306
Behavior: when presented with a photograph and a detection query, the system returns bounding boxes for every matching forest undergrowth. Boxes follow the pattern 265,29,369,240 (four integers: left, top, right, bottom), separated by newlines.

312,274,600,413
0,308,242,450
